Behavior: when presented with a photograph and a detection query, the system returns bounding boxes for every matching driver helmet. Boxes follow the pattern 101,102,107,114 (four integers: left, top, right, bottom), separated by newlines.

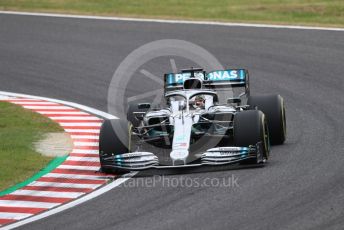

193,95,205,109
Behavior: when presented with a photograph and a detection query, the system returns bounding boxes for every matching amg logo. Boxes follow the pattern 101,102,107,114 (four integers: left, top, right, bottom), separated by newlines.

207,70,238,81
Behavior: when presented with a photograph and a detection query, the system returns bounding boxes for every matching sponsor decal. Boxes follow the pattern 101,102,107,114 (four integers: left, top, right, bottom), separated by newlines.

175,134,187,142
207,69,245,81
166,72,205,86
173,143,188,148
166,69,245,86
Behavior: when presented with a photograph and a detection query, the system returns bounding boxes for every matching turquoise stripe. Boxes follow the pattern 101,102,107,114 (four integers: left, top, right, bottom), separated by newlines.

0,155,68,196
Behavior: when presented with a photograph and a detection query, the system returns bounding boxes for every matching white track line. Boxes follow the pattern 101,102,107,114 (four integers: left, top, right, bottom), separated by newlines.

73,142,98,146
3,99,41,101
57,165,100,171
11,102,59,105
50,117,101,120
70,149,99,154
60,122,102,127
71,135,99,139
0,213,32,220
42,173,108,180
64,129,100,133
29,181,102,189
11,190,84,199
66,157,99,162
0,201,59,209
0,10,343,31
23,106,72,110
38,111,90,115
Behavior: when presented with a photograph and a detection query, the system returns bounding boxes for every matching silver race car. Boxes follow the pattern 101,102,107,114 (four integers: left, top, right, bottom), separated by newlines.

99,68,286,173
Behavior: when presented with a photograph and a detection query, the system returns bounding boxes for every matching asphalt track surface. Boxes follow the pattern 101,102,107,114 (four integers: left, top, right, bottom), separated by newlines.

1,14,344,230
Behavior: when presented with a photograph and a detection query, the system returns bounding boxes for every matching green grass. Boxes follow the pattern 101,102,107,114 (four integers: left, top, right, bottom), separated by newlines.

0,101,63,191
0,0,343,27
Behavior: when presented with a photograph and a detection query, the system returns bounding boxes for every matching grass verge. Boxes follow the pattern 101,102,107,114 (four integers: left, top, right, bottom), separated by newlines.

0,0,343,27
0,101,63,191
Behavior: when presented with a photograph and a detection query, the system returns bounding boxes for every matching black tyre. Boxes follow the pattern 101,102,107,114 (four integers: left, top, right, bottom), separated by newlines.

99,119,131,174
248,95,286,145
127,103,151,127
233,110,270,163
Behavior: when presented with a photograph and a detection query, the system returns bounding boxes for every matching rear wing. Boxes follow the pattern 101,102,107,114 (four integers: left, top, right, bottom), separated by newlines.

164,69,250,94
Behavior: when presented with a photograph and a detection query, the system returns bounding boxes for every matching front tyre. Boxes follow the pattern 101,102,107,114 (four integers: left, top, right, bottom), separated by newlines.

233,110,270,164
99,119,131,174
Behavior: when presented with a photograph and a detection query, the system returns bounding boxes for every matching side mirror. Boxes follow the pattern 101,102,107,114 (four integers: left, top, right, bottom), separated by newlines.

138,103,151,109
227,98,241,104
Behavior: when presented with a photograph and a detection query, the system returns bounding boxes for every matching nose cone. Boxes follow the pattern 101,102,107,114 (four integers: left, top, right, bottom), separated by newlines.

170,149,189,165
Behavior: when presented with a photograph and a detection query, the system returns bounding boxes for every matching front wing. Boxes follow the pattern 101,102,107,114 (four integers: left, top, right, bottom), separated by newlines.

100,142,265,171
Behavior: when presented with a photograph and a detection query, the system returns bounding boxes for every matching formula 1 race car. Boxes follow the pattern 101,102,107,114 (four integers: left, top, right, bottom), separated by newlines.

99,68,286,173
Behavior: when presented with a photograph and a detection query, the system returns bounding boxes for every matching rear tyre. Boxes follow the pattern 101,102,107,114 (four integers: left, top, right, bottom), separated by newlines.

99,119,131,174
233,110,270,164
248,95,286,145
